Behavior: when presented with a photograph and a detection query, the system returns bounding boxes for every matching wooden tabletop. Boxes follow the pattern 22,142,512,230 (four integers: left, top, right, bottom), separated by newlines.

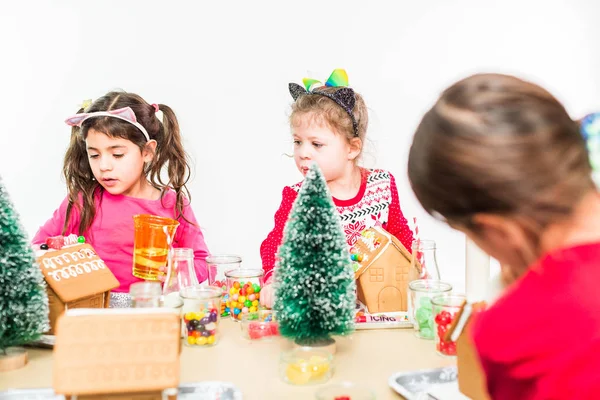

0,318,455,400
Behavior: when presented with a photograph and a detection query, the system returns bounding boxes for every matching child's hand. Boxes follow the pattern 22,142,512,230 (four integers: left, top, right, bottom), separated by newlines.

260,283,275,309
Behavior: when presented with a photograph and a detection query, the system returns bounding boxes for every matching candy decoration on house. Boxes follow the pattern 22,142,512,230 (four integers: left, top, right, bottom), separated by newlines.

274,163,356,349
0,177,49,371
352,226,418,313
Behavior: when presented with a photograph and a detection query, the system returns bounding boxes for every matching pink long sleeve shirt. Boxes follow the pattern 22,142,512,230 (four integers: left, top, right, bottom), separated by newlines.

33,190,209,292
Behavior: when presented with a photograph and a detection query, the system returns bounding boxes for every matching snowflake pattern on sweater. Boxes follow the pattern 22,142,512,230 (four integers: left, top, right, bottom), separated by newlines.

260,168,414,282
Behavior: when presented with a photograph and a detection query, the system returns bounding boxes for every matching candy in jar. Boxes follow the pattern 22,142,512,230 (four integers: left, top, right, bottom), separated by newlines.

225,268,264,321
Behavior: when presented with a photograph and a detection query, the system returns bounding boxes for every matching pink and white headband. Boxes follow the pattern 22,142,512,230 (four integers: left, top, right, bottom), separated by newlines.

65,107,151,141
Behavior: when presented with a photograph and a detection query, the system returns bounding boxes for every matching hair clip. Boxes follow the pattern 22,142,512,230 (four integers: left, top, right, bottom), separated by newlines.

80,99,93,111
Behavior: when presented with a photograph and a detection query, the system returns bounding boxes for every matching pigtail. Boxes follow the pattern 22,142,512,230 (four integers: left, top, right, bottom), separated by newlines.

150,104,192,222
62,108,101,236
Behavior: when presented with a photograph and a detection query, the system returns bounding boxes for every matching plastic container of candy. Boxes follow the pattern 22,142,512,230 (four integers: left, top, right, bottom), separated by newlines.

240,309,279,341
280,348,333,386
225,268,264,321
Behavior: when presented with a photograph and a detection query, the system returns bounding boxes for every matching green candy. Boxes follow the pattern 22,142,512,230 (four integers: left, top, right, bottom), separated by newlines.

77,236,85,244
416,306,431,325
244,300,252,307
253,284,261,293
420,327,434,339
419,296,432,309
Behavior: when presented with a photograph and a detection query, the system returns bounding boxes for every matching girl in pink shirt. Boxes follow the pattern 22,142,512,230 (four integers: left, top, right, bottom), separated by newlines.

408,73,600,399
33,91,209,306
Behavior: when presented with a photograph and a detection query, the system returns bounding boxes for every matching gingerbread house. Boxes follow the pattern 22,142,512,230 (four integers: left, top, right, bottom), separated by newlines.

37,242,119,334
53,308,181,399
352,227,420,313
444,301,490,400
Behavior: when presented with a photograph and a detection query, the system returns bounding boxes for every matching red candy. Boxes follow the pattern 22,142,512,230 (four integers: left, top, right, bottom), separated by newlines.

334,397,351,400
46,235,65,250
435,310,458,356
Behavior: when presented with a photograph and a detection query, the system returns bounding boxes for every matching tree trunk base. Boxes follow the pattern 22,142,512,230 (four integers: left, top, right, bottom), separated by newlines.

0,347,28,372
293,336,336,355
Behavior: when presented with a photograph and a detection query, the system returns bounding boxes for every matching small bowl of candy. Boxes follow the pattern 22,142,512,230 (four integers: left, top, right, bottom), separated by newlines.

280,348,333,386
240,309,279,341
314,382,376,400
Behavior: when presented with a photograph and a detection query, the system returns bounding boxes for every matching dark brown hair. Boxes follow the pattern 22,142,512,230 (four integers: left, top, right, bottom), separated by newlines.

63,91,192,236
290,87,369,157
408,73,593,236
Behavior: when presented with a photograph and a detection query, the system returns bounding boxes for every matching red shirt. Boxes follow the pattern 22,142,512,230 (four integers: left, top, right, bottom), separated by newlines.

260,168,414,282
472,242,600,399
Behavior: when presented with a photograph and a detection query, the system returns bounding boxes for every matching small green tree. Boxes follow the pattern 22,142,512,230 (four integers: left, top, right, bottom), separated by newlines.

0,177,49,353
274,163,356,345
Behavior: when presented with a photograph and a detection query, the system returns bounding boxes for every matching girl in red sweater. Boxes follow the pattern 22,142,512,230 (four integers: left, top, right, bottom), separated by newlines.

408,73,600,399
260,69,414,307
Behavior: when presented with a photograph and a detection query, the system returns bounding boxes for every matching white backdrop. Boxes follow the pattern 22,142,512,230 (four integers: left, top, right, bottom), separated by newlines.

1,0,599,292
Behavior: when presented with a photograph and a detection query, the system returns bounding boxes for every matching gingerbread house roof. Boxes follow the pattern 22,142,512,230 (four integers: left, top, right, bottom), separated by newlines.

37,243,119,303
352,226,417,279
53,308,181,395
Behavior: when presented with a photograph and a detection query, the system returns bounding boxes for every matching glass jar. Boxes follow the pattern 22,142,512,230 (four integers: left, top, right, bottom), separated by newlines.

280,348,333,386
408,279,452,339
225,268,264,321
408,239,441,282
207,255,242,317
180,285,222,347
129,281,162,308
240,309,279,341
432,294,467,357
163,248,198,296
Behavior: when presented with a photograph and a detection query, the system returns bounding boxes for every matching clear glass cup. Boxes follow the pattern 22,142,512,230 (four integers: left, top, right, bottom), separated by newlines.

408,279,452,339
225,268,264,321
132,214,179,280
163,248,198,296
432,294,467,357
180,285,222,347
408,239,441,281
207,255,242,317
129,281,162,308
280,348,333,386
315,382,376,400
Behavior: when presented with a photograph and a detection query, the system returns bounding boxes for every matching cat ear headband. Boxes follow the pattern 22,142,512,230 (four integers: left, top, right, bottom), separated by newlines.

288,68,359,136
64,106,151,142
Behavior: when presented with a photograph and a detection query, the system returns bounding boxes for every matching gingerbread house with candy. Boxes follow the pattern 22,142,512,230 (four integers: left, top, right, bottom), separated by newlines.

351,227,419,313
37,235,119,334
444,301,490,400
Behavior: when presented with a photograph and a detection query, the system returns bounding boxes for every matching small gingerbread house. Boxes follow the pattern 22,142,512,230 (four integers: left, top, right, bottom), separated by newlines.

352,227,420,313
444,301,490,400
37,242,119,334
53,308,181,399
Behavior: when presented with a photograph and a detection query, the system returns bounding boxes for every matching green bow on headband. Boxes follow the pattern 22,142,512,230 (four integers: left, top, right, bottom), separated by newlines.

302,69,349,92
